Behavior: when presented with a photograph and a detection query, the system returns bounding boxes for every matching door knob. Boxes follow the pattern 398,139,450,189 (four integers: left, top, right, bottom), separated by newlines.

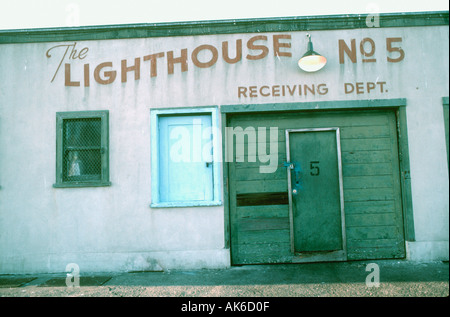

291,162,302,195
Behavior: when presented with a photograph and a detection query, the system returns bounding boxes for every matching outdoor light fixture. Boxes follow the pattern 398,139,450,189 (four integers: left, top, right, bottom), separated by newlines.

298,34,327,72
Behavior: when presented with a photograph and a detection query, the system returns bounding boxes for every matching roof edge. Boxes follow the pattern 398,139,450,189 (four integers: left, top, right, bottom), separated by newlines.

1,11,448,44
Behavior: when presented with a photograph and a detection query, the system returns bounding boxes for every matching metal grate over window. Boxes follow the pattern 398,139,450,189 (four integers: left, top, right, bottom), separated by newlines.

62,118,102,182
54,110,110,188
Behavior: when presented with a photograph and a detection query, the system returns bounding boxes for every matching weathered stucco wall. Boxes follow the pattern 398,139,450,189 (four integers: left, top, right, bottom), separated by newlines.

0,22,448,273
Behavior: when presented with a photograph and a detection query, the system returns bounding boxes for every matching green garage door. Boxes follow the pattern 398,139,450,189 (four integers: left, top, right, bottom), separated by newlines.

227,110,406,264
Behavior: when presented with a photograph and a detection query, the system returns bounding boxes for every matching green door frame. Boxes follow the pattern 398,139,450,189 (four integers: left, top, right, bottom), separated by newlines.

221,98,415,261
443,97,449,169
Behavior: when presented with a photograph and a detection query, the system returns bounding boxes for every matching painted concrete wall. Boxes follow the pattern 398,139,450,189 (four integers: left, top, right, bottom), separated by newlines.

0,24,448,273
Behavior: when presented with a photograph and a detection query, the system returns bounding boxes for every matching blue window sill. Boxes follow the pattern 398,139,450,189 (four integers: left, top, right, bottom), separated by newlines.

150,200,222,208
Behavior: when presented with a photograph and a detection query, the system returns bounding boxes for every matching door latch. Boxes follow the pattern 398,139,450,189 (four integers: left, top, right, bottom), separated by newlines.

282,162,295,170
284,162,303,195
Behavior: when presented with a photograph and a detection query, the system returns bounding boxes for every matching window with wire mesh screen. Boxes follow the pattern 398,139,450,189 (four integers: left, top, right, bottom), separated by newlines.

54,111,111,187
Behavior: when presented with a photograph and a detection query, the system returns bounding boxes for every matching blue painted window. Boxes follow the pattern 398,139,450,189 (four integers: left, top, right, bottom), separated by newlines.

150,107,221,207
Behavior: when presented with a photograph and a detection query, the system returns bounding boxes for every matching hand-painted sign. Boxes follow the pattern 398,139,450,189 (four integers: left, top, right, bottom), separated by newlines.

45,34,404,90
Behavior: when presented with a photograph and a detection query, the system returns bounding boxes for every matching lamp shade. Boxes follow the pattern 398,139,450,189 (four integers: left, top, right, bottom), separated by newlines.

298,35,327,72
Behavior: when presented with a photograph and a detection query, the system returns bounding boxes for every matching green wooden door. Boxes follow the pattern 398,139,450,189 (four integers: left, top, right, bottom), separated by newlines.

287,129,344,255
227,110,405,265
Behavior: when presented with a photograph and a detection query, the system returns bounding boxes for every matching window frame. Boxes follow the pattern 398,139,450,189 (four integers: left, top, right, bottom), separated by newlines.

53,110,111,188
150,106,222,208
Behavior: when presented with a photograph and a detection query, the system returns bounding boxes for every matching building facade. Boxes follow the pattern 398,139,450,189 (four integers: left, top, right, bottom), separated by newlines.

0,11,448,274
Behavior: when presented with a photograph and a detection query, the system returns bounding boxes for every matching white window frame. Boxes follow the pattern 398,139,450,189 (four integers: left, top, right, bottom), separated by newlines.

150,106,222,208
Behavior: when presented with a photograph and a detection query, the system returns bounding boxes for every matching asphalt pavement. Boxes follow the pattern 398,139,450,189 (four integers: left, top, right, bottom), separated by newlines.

0,259,448,299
